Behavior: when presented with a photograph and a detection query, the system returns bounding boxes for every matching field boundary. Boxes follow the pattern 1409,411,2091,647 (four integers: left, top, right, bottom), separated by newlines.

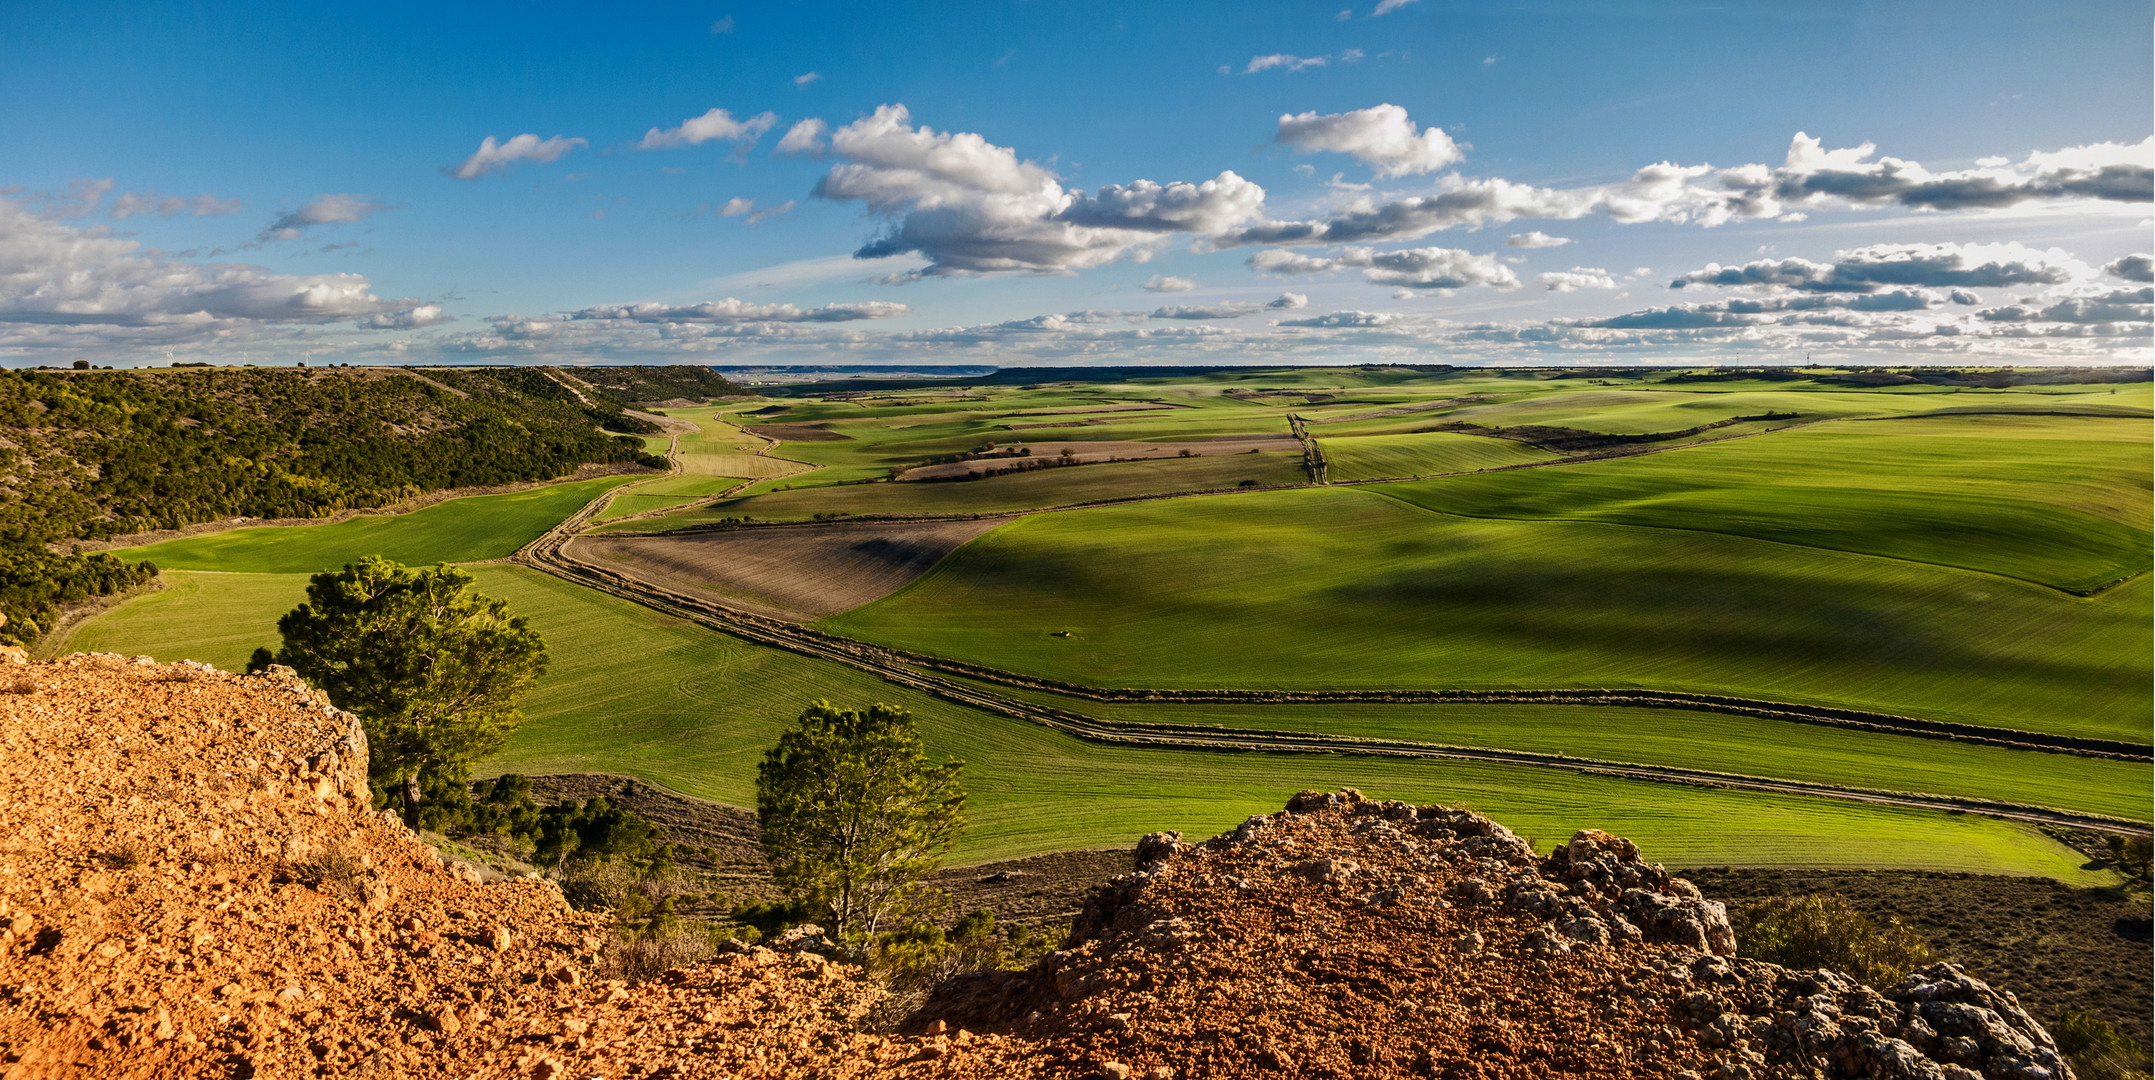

514,486,2152,837
516,530,2153,836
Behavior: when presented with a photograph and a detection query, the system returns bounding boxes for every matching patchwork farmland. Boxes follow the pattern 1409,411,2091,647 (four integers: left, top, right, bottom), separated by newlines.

60,364,2152,880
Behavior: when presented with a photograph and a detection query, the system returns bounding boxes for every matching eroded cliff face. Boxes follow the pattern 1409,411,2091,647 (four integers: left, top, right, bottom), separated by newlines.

0,654,2073,1080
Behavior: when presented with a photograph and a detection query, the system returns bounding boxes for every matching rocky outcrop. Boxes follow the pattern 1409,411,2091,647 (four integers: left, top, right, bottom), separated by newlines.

0,660,2076,1080
916,788,2075,1080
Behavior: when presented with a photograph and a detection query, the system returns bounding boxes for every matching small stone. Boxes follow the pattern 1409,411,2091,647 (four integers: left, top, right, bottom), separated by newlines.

1097,1063,1131,1080
487,925,513,950
1454,932,1484,954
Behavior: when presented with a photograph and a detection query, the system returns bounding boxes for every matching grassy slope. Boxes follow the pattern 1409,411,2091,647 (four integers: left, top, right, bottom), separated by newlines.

50,541,2108,877
465,566,2098,877
1378,414,2151,592
1009,692,2150,823
602,452,1309,529
823,488,2151,742
1321,431,1556,480
53,570,305,667
109,476,639,574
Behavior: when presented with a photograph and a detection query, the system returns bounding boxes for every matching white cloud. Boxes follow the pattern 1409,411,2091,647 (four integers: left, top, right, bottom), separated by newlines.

1372,0,1419,14
635,108,779,151
1250,244,1518,290
746,200,795,224
364,304,450,329
448,134,587,179
1219,132,2155,248
810,103,1265,277
1280,310,1394,327
775,118,829,157
794,72,821,87
1538,267,1619,292
1275,104,1462,178
709,15,734,33
259,194,388,241
1143,274,1196,292
721,197,755,217
110,191,243,220
1266,292,1309,309
560,298,909,323
1246,54,1328,74
1152,302,1261,319
1672,242,2088,293
0,190,412,347
1506,230,1571,249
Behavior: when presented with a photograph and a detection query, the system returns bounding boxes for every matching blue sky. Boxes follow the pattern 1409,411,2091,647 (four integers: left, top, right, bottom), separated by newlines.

2,0,2149,367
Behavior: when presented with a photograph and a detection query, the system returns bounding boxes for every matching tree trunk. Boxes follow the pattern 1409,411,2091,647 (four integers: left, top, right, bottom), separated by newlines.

402,768,424,829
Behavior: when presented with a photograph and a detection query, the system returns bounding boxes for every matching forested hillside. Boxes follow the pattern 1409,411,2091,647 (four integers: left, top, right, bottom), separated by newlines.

556,364,748,404
0,366,683,645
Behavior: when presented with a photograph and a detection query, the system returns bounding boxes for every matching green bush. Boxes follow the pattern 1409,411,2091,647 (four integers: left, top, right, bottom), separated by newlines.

1731,894,1933,987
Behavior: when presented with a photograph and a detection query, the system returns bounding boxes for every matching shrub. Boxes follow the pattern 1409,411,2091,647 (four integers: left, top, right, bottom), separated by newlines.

2053,1010,2153,1080
1731,894,1933,987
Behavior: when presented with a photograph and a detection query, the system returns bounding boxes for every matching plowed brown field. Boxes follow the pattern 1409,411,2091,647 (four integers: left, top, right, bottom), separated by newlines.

563,518,1005,621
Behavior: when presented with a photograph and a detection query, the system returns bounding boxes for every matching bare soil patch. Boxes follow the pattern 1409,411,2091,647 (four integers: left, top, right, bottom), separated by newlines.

564,517,1005,621
899,435,1297,481
745,422,854,442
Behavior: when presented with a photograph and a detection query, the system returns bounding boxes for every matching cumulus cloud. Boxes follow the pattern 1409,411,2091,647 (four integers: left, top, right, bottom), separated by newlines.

1249,245,1518,290
1671,242,2084,293
1538,267,1618,291
721,197,755,217
1218,132,2155,248
2104,254,2153,282
1506,231,1571,249
810,104,1266,277
1143,274,1196,292
1976,286,2153,325
1275,104,1462,178
1267,292,1309,309
448,134,587,179
364,304,450,329
258,194,388,242
109,191,244,220
775,118,829,156
635,108,780,150
1372,0,1418,14
1246,54,1329,74
794,72,822,87
1279,310,1393,327
559,298,909,323
0,190,412,344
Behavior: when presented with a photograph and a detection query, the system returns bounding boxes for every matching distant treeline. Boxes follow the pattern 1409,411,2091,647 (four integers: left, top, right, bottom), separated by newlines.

558,365,748,404
0,365,743,646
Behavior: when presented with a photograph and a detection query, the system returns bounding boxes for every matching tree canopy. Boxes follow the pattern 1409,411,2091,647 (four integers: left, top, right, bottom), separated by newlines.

755,700,965,942
265,556,548,825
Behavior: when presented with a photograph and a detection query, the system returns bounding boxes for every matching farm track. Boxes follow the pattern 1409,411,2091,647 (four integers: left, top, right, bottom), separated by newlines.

517,465,2152,838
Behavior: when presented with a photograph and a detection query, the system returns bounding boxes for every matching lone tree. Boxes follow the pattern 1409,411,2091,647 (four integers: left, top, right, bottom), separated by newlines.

260,556,547,826
756,700,965,942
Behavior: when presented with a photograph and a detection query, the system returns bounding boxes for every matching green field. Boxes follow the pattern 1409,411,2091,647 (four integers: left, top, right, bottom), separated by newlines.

1321,430,1557,480
604,451,1310,529
1379,414,2151,591
109,476,639,573
824,487,2151,742
50,366,2154,882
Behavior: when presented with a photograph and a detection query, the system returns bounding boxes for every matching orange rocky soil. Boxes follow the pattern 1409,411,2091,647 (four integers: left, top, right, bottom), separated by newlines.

0,653,2075,1080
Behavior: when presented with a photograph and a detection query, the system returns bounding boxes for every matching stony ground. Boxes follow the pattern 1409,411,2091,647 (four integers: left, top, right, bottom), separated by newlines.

0,655,2087,1079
